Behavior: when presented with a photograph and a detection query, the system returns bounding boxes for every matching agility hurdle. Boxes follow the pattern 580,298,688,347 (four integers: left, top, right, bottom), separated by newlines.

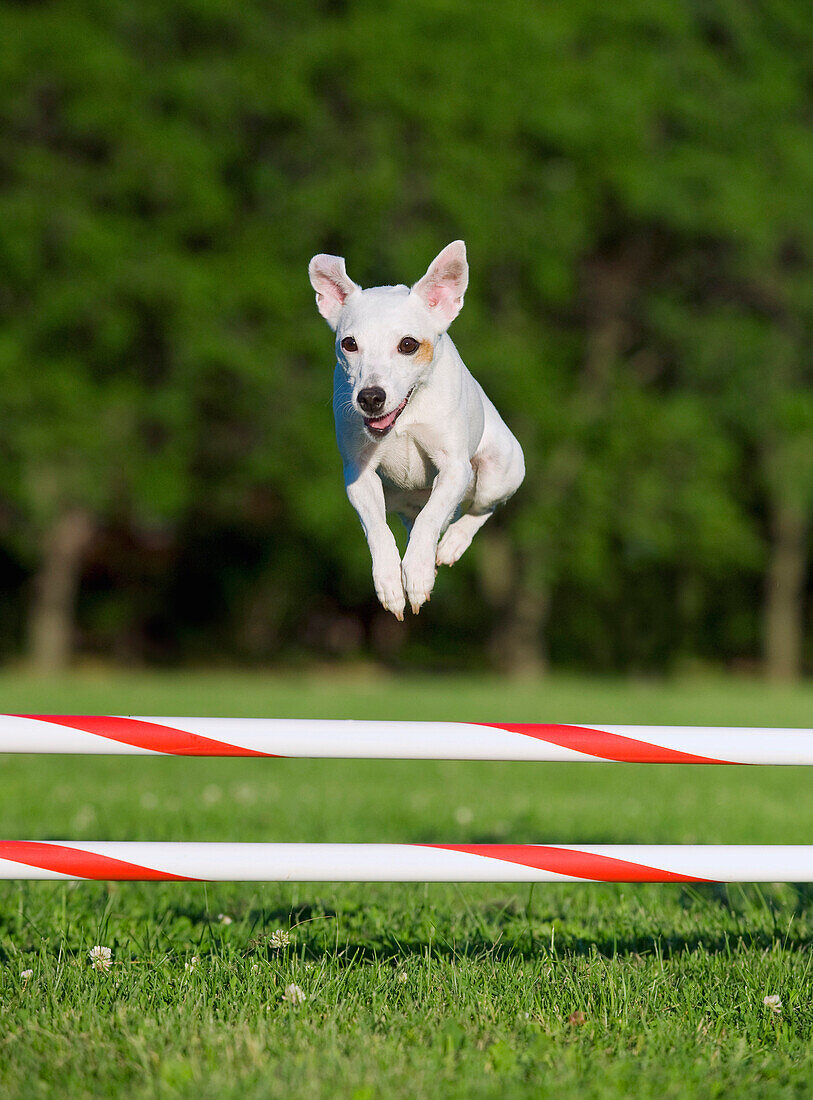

1,842,813,883
3,715,813,883
2,714,813,763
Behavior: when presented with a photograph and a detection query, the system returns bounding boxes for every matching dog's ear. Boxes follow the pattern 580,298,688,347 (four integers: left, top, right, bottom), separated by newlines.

308,254,360,330
411,241,468,329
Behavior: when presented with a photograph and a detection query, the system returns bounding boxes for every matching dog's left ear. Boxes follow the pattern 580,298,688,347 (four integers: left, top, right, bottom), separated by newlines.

309,254,360,330
411,240,468,329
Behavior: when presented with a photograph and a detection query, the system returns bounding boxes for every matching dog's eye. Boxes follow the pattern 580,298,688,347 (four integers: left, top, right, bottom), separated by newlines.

398,336,420,355
340,336,358,353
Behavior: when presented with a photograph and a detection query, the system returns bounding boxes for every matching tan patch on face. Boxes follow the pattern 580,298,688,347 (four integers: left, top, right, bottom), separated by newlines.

415,340,434,364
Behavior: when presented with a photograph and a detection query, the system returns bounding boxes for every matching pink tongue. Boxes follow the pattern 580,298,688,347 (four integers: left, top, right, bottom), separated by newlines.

367,397,406,430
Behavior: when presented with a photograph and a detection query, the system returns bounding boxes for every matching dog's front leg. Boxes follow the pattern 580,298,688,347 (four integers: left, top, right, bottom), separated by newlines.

345,463,406,621
402,459,472,614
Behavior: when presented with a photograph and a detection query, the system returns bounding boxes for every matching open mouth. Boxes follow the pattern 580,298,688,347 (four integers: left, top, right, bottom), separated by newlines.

363,390,413,437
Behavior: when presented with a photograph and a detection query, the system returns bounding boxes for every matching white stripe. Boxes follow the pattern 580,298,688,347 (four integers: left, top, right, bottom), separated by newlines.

130,718,591,760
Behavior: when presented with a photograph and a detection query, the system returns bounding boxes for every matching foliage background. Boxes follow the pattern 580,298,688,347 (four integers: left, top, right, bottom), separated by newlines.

0,0,810,677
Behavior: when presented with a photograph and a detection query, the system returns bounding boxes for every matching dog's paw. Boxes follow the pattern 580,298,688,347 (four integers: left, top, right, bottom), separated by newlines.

401,544,438,615
372,559,406,621
436,522,474,567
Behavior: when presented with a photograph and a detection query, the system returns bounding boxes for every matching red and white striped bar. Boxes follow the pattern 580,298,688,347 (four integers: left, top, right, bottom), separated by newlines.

0,842,811,882
0,715,812,763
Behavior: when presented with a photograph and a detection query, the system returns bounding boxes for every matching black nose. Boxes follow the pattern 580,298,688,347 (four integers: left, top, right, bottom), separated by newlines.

357,387,386,415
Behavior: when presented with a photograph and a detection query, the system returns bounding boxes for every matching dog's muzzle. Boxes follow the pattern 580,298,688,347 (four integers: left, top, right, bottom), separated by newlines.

362,390,413,437
357,386,386,415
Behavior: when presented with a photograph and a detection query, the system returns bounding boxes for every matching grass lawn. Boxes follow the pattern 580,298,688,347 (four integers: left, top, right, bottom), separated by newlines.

0,669,812,1097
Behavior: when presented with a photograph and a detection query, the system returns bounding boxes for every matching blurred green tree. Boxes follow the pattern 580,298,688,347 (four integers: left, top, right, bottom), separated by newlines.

0,0,809,675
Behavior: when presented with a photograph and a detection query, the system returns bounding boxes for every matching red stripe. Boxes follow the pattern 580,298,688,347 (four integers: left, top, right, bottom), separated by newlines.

484,723,730,764
0,842,198,881
15,715,275,757
426,844,710,882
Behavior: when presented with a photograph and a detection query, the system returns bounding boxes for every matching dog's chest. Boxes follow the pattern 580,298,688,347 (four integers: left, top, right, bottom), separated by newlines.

376,432,436,491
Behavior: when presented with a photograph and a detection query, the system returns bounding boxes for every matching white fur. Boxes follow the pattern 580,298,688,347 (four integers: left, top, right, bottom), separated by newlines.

308,241,525,618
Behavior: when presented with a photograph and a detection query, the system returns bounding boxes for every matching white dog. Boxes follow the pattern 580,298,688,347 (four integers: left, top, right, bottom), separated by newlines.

308,241,524,619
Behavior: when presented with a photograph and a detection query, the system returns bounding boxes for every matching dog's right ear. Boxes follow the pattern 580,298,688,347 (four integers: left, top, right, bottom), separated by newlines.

308,254,360,330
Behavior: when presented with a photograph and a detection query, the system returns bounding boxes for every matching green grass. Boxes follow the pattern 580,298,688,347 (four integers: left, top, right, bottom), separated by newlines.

0,669,812,1098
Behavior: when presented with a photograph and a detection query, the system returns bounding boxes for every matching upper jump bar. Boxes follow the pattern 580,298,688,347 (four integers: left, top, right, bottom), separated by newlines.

1,715,812,763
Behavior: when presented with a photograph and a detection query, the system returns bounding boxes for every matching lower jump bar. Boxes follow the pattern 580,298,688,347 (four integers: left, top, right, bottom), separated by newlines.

1,843,812,882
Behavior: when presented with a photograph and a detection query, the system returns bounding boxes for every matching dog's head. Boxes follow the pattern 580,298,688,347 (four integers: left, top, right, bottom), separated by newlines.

308,242,468,438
